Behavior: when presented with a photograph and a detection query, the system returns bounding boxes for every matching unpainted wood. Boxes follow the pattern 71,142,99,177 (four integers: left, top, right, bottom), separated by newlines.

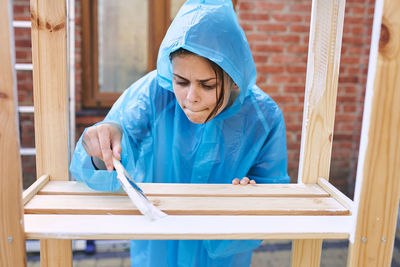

292,239,323,267
318,178,354,212
40,239,72,267
293,0,346,266
347,0,400,265
39,181,330,197
24,214,351,240
25,195,349,215
31,0,69,180
23,174,49,205
30,0,71,265
0,0,26,265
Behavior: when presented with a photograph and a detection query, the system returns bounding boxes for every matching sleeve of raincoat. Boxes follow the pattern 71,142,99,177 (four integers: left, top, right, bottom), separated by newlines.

202,103,289,259
69,72,157,191
247,107,290,184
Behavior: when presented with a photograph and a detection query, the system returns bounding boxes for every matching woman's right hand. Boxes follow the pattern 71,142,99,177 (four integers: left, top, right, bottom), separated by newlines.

82,123,122,172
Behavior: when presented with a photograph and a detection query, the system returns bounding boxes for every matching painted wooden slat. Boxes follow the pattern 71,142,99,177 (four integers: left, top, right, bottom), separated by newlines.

30,0,71,265
0,0,26,265
347,0,400,265
293,0,346,266
25,195,349,215
40,181,330,197
24,214,351,240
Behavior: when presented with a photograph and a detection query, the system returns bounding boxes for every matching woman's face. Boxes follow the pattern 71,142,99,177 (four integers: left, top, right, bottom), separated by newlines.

172,54,232,124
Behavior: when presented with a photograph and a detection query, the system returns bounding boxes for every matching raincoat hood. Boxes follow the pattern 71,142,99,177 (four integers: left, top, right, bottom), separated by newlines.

157,0,256,119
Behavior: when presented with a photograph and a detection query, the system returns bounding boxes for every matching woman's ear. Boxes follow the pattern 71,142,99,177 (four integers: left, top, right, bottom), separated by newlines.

232,82,239,91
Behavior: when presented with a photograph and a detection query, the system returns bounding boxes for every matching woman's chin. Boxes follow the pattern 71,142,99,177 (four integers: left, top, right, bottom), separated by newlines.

185,112,207,124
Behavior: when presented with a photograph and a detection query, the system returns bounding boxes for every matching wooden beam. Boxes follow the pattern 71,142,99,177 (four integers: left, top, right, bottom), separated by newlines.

30,0,71,265
293,0,346,266
39,181,330,197
347,0,400,265
22,174,49,205
24,194,350,216
31,0,69,180
0,0,26,265
24,214,352,240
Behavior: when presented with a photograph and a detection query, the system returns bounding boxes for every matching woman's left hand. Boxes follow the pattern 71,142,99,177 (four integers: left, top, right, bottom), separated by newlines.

232,177,256,185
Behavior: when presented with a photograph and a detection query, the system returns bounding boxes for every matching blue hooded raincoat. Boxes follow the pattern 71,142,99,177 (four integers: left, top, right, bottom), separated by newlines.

70,0,290,266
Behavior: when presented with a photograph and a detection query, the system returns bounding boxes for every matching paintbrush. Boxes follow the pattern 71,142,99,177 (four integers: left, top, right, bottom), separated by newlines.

112,156,167,221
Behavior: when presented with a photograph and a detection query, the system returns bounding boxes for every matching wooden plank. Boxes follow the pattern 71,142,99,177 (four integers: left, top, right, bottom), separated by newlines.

23,174,49,205
292,240,322,267
293,0,346,266
25,195,349,215
24,214,351,240
40,239,72,267
0,0,27,265
40,181,330,197
347,0,400,266
31,0,68,180
30,0,71,265
318,178,354,212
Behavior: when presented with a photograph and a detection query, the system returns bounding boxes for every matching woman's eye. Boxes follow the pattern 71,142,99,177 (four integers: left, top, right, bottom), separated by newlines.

202,84,216,90
176,81,189,86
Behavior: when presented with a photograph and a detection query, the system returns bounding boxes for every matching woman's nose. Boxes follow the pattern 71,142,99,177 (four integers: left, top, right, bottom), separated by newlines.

186,85,200,103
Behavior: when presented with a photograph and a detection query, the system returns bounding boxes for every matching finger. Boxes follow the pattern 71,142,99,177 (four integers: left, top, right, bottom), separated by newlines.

250,179,256,184
98,128,113,172
86,128,102,159
111,131,122,161
240,177,250,185
232,178,240,185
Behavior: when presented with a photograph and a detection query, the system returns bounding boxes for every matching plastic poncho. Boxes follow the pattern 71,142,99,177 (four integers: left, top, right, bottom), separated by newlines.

70,0,290,266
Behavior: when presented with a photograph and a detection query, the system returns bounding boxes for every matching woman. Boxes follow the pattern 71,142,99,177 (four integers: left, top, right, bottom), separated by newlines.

70,0,290,266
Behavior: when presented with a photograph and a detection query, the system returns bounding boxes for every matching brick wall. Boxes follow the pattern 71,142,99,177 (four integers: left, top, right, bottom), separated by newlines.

13,0,374,196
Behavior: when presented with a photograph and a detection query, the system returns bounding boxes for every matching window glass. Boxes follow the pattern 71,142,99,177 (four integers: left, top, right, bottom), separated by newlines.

98,0,148,93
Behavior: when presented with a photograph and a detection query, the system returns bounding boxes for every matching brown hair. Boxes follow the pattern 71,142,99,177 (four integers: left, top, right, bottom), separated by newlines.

169,48,225,123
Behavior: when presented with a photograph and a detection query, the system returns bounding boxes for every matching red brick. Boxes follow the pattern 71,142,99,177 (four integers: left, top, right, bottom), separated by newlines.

270,55,306,64
269,34,300,43
272,14,303,23
257,65,285,73
257,23,287,32
284,86,305,94
285,65,307,74
252,44,284,53
256,2,285,11
239,12,270,21
286,45,308,54
238,2,256,11
290,24,309,33
289,4,311,13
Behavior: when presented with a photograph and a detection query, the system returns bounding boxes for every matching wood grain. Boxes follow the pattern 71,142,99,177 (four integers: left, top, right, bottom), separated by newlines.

30,0,71,265
347,0,400,266
0,0,26,265
294,0,346,266
39,181,330,197
25,195,349,215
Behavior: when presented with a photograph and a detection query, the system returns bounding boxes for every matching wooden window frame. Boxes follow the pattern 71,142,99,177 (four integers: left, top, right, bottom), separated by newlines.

81,0,236,108
81,0,170,108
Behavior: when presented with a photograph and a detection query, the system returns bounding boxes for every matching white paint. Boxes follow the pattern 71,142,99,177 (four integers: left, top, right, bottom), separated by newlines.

20,148,36,156
24,214,352,240
15,63,33,71
12,20,31,28
18,106,34,113
349,0,384,244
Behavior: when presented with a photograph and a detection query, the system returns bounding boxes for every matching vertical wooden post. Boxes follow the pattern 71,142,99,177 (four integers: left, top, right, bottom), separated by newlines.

347,0,400,266
291,0,346,266
30,0,72,265
0,0,27,266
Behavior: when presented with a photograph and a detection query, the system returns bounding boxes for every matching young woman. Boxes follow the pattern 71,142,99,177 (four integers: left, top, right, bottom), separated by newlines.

70,0,290,266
